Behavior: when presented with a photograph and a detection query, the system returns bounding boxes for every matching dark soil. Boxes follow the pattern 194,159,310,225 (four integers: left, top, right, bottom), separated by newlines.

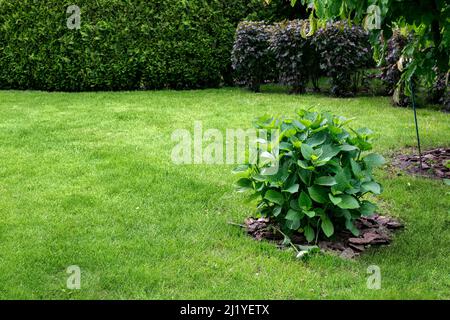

244,215,404,259
393,148,450,179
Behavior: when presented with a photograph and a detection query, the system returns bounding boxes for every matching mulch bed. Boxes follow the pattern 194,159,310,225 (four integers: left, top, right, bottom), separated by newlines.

392,148,449,179
244,215,404,259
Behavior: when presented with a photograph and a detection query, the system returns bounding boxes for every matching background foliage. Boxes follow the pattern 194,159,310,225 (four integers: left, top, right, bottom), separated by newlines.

231,21,275,92
270,20,320,93
0,0,266,91
232,19,372,96
312,21,372,96
291,0,449,99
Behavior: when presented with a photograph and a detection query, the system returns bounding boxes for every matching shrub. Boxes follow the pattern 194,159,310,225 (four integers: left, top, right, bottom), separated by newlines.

313,21,372,96
429,71,449,112
0,0,262,91
269,20,319,93
231,21,275,92
379,30,412,106
246,0,308,22
234,109,385,241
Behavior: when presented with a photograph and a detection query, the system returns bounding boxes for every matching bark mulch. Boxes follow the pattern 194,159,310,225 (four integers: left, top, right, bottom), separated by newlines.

393,148,449,179
244,215,404,259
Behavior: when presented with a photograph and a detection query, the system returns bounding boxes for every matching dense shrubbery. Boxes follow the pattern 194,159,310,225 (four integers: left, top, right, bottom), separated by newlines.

312,21,372,96
246,0,308,22
0,0,264,91
231,21,275,92
270,20,319,93
232,20,372,96
429,71,449,112
379,31,411,106
234,110,385,241
380,31,409,96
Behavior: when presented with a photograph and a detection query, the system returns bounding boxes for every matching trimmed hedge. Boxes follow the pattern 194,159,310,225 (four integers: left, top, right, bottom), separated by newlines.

231,21,275,92
312,21,372,96
270,20,319,94
232,20,372,96
0,0,263,91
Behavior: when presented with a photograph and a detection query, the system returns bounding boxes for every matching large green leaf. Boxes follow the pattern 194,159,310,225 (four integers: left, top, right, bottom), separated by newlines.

283,184,299,194
307,185,329,204
235,178,252,192
363,153,386,168
334,168,351,192
298,168,312,185
285,209,304,230
298,191,312,210
301,143,314,160
272,206,282,217
264,190,284,205
304,225,315,243
329,193,342,205
350,159,363,178
361,181,381,194
319,144,341,161
321,216,334,237
315,176,337,186
298,160,315,171
337,195,360,209
306,131,327,147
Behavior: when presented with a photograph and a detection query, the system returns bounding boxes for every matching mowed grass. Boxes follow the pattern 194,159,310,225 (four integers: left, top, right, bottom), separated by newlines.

0,88,449,300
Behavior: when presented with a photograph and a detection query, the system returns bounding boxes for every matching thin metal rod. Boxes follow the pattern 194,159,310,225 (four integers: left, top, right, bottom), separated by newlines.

410,81,423,170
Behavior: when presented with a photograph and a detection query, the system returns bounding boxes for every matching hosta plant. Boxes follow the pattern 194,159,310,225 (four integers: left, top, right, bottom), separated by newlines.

234,109,385,242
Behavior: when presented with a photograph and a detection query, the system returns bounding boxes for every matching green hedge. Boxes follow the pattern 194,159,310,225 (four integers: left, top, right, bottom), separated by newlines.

0,0,262,91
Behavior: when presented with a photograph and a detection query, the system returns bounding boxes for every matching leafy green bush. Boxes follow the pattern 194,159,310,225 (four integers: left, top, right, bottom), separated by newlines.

0,0,262,91
231,21,275,92
234,109,385,242
312,21,372,96
269,20,319,93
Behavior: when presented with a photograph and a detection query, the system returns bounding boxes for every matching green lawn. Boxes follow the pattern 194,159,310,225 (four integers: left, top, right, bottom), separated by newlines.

0,88,449,299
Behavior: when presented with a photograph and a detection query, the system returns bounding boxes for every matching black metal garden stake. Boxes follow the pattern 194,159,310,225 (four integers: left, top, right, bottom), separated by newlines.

410,82,423,170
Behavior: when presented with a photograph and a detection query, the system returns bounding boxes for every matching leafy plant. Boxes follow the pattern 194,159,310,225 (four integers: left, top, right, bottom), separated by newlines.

234,109,385,242
231,21,275,92
288,0,449,100
380,31,409,94
429,70,449,112
0,0,263,91
312,21,372,96
269,20,319,93
379,30,411,106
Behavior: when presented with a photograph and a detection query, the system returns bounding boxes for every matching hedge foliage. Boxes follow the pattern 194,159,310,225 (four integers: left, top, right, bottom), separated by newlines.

270,20,319,94
312,21,372,96
379,30,411,106
231,21,275,92
232,20,372,96
0,0,264,91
